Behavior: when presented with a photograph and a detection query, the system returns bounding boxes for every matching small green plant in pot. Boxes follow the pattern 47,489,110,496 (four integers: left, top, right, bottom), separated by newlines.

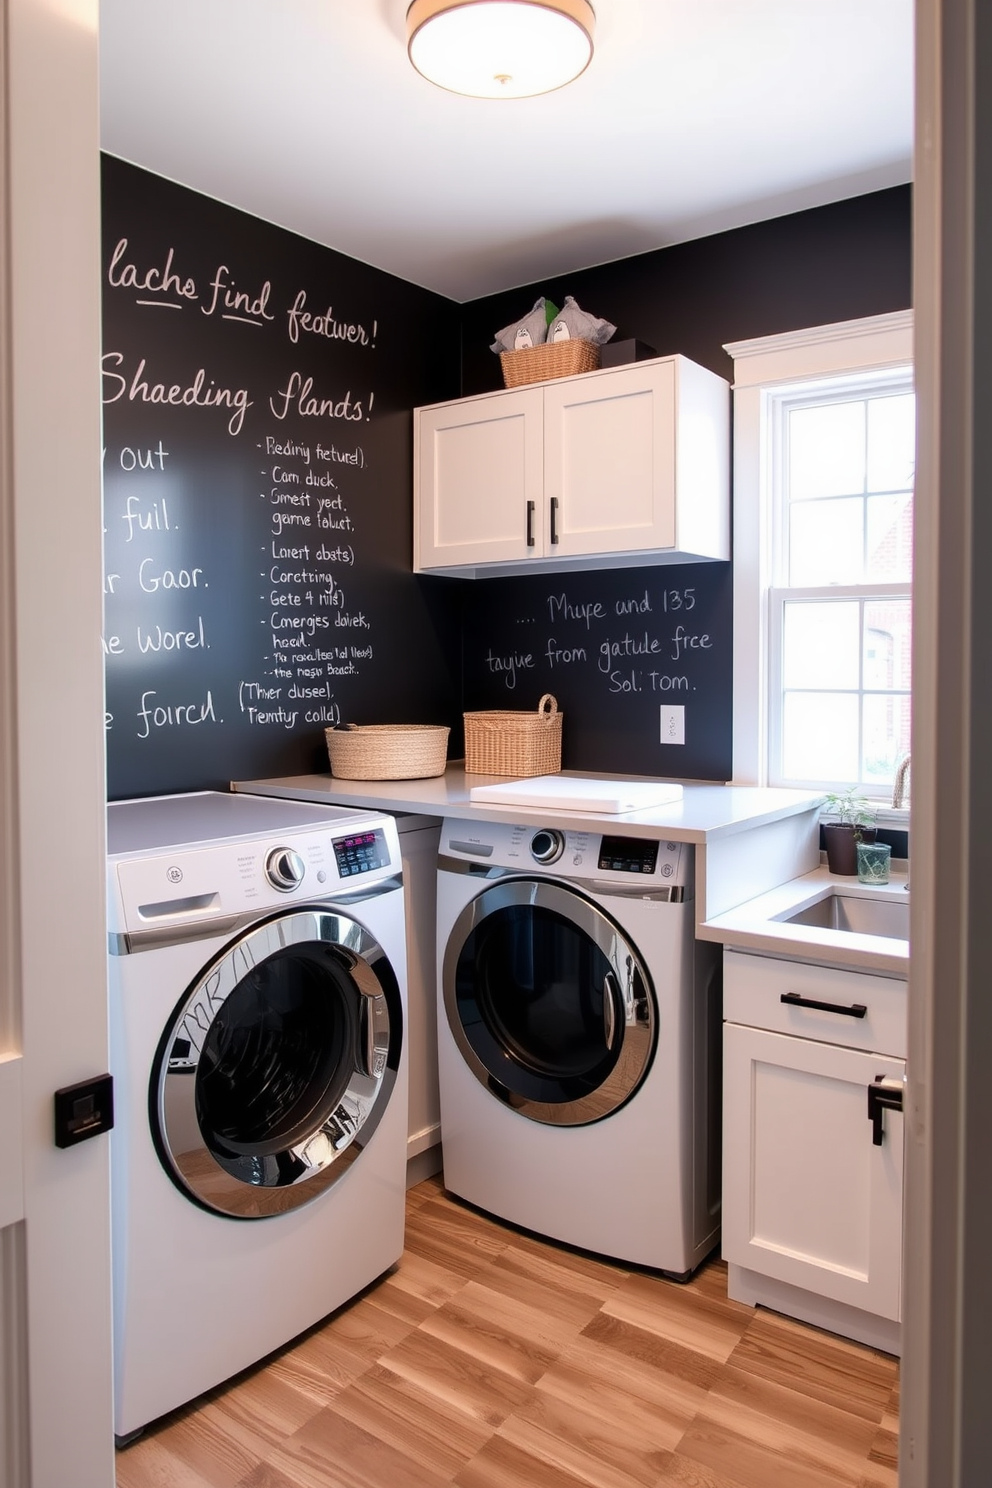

822,789,878,876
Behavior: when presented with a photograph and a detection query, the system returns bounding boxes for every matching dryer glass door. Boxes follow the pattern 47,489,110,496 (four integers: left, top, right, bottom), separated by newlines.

443,879,655,1126
152,907,401,1218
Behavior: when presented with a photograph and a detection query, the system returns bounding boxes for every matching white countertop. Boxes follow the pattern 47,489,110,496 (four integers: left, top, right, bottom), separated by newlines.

699,865,910,976
231,766,823,844
231,767,907,975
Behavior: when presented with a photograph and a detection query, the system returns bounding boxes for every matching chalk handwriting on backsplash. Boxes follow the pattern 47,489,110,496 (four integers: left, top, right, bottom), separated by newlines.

486,648,535,690
122,496,173,542
136,688,219,739
266,436,309,461
136,616,208,653
108,241,274,329
102,353,252,436
202,266,274,325
471,576,725,725
548,587,697,627
543,640,587,668
116,442,170,471
237,679,341,729
269,373,373,423
671,625,712,660
287,292,377,349
108,239,197,303
101,164,402,787
271,509,313,536
547,592,606,629
138,559,205,592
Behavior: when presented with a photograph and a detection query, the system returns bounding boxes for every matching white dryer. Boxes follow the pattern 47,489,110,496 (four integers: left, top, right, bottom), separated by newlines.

108,791,409,1443
435,817,721,1277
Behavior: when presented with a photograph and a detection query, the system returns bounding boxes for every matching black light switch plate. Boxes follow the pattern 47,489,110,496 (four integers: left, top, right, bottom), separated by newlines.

54,1073,114,1148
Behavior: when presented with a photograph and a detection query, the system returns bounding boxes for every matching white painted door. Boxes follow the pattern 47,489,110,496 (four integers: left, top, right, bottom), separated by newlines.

722,1021,904,1322
543,360,678,557
1,2,115,1485
415,386,544,568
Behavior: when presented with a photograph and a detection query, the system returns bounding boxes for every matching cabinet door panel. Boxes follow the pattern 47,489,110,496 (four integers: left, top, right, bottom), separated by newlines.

543,363,676,556
415,389,543,568
723,1022,904,1321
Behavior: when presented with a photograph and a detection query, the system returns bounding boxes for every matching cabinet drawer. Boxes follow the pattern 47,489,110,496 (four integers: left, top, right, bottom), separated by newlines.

723,949,907,1057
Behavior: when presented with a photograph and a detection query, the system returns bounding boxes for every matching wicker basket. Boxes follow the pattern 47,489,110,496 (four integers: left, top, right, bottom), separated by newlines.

463,694,562,777
499,339,599,389
325,723,449,780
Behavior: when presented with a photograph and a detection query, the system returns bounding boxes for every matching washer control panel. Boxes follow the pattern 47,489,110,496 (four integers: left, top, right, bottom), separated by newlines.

442,819,688,888
332,827,391,878
109,810,401,936
597,836,659,875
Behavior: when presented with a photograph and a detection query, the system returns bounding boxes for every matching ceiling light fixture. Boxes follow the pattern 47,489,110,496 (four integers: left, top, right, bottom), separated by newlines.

406,0,595,100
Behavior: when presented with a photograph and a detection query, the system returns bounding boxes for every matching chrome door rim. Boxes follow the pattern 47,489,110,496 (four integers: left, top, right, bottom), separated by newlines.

153,906,399,1218
442,877,655,1126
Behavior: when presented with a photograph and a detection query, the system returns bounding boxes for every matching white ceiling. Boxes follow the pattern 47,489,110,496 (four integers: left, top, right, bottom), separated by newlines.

98,0,914,304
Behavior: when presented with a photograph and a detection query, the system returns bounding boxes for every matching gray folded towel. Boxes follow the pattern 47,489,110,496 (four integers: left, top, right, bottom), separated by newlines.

548,295,616,346
491,297,555,354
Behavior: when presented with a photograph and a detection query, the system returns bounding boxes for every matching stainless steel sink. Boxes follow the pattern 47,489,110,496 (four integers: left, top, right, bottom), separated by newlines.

779,892,910,940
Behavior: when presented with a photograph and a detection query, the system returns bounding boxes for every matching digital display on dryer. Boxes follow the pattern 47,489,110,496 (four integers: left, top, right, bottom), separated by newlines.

597,836,659,874
332,828,389,877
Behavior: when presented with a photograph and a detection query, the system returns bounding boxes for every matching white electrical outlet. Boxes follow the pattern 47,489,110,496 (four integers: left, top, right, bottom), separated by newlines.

660,704,685,745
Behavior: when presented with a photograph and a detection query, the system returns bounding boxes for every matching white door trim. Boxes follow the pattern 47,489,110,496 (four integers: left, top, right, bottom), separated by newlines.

902,1,992,1483
1,1,115,1484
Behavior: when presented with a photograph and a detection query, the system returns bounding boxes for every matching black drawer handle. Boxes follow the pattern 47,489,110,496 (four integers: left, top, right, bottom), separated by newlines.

780,991,868,1019
526,500,535,547
550,495,559,545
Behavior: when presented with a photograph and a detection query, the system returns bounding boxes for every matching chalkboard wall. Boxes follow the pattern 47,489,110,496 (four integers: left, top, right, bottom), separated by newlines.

101,155,461,799
460,564,733,779
456,184,911,777
458,186,912,394
101,162,910,796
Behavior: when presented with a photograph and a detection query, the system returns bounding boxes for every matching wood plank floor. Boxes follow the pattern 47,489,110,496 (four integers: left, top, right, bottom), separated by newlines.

115,1176,899,1488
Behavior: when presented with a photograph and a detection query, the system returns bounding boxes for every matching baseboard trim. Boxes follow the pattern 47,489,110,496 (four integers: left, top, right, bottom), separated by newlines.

727,1262,901,1355
406,1144,442,1188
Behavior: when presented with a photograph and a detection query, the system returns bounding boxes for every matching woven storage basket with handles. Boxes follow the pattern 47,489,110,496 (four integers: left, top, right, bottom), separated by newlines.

499,339,599,389
463,694,562,777
325,723,449,780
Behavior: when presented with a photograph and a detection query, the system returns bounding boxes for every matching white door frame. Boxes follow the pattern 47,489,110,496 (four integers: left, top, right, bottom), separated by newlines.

901,2,992,1483
0,1,115,1485
1,2,988,1485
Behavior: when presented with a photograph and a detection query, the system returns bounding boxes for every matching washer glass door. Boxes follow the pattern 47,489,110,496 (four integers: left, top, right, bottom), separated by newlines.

153,906,401,1218
444,879,655,1126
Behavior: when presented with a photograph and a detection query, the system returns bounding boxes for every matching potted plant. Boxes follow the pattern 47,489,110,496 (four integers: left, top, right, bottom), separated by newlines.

821,789,877,875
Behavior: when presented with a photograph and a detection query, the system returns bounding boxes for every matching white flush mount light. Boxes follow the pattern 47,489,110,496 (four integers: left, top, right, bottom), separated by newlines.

407,0,595,100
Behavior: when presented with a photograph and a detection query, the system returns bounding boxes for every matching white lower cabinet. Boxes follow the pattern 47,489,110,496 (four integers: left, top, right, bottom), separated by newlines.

721,950,906,1353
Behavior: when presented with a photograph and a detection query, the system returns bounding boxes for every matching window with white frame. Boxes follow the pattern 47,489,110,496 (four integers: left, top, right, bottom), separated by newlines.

726,313,914,809
769,371,914,791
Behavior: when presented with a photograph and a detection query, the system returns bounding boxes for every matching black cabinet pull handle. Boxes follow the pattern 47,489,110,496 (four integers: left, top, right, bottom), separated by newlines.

526,500,535,547
550,496,559,545
868,1076,904,1145
780,991,868,1019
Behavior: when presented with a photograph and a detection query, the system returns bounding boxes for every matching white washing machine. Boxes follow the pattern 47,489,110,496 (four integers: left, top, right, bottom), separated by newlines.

107,791,409,1443
436,817,722,1277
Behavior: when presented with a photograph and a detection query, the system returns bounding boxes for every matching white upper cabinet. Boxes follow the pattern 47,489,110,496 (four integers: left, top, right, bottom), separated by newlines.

413,355,729,576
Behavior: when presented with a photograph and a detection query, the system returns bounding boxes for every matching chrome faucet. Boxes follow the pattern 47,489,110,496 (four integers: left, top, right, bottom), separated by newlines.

892,752,911,810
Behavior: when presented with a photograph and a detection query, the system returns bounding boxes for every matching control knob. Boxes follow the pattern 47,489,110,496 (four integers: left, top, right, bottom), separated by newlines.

265,846,306,891
530,828,565,865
